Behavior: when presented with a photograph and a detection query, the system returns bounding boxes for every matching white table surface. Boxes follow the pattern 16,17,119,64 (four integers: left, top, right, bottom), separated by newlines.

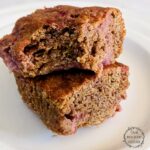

0,0,149,150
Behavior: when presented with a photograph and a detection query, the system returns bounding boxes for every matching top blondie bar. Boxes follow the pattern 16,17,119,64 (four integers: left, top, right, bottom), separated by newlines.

0,5,126,77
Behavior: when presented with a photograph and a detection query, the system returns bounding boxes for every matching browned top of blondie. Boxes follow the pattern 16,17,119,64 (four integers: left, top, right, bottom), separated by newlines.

0,5,120,55
12,5,118,39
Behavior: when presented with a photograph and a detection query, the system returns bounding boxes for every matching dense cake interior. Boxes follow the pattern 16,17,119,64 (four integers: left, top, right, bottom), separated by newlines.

64,64,128,130
21,10,124,76
15,64,129,135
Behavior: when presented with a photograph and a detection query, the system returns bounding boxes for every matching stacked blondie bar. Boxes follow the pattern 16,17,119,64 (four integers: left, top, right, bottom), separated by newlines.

0,5,129,135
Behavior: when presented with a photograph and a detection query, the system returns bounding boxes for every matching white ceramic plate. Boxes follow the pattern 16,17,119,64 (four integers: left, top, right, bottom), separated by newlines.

0,1,150,150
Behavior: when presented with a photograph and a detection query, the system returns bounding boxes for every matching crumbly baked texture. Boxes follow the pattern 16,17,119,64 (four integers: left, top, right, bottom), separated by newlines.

15,62,129,135
0,5,126,77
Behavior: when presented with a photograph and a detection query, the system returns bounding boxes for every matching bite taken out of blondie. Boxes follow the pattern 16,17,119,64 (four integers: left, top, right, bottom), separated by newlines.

0,5,125,77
